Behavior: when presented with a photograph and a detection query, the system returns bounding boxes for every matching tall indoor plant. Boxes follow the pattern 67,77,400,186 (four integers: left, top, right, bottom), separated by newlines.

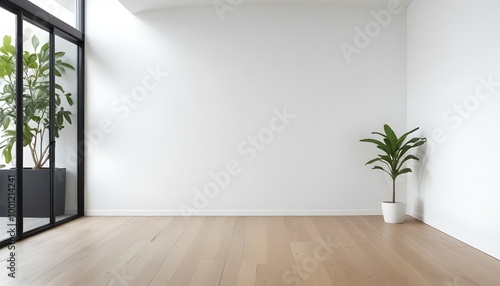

0,34,75,168
360,124,426,223
0,34,75,217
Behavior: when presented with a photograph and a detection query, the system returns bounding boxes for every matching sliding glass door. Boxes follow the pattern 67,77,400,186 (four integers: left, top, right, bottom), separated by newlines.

0,0,84,247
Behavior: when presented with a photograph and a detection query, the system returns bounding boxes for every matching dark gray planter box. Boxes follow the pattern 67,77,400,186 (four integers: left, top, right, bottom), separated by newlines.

0,168,66,217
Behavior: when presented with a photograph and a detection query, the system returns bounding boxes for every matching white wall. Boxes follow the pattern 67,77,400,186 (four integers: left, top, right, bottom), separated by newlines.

407,0,500,259
85,0,408,215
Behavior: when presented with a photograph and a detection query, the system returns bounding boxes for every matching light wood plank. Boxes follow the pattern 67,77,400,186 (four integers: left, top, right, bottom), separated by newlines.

168,217,215,286
188,258,213,286
219,217,246,285
255,263,269,286
236,261,257,286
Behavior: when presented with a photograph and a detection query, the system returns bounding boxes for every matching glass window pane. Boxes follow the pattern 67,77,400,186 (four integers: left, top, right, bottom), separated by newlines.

0,7,17,243
29,0,79,30
22,22,50,232
55,36,78,221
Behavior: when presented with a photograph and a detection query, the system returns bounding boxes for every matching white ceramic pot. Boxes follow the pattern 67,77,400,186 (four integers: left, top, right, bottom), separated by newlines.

381,201,407,223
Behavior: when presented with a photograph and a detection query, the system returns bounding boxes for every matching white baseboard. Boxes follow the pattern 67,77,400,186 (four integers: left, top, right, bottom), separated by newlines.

408,211,500,260
409,211,424,221
84,209,382,216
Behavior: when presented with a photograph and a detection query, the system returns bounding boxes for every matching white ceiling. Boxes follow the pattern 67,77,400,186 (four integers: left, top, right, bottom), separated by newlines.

118,0,413,14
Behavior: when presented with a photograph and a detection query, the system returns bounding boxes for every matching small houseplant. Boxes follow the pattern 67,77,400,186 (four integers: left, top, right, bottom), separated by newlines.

0,34,75,217
360,124,426,223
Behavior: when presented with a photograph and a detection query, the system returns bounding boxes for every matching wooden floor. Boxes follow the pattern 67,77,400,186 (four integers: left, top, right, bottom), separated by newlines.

0,214,78,241
0,216,499,285
0,218,49,241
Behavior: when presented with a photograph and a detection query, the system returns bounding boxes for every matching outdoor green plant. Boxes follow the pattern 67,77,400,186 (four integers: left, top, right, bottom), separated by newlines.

0,34,75,169
360,124,427,203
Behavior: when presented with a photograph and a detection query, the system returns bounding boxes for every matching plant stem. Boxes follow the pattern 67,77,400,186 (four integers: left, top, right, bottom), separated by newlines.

38,144,51,169
29,143,38,168
392,177,396,203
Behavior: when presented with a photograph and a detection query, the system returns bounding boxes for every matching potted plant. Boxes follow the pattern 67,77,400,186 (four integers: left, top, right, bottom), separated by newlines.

360,124,426,223
0,34,75,217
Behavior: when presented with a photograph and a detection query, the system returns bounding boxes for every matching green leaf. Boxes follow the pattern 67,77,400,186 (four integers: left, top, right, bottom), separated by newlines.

56,65,66,74
31,115,41,123
3,143,12,163
29,54,37,63
41,42,50,52
379,155,393,165
7,44,15,56
3,35,11,47
32,35,40,50
383,137,395,154
39,43,50,63
397,154,418,170
365,158,382,165
56,112,64,126
397,168,412,176
63,111,72,124
55,83,65,92
360,138,385,146
375,144,391,156
383,124,397,144
39,63,50,75
395,127,419,149
23,128,34,146
372,166,391,177
397,137,427,159
2,116,10,129
66,93,74,106
58,62,75,70
412,139,427,148
371,131,386,138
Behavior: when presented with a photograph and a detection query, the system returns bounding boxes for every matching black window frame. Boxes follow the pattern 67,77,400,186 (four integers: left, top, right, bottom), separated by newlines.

0,0,85,247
